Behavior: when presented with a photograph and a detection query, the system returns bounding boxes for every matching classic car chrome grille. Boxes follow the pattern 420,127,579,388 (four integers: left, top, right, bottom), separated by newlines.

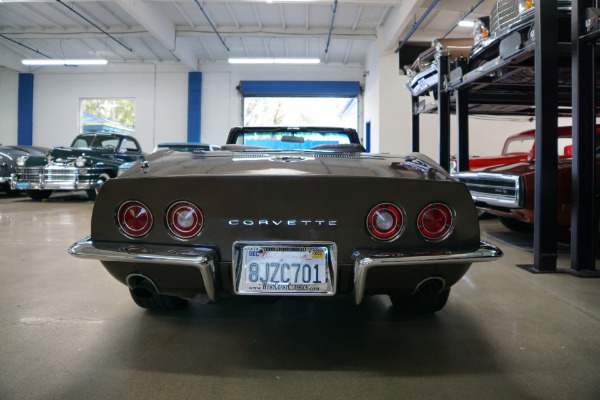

45,166,78,183
18,166,79,183
489,0,520,36
19,167,44,181
454,172,522,209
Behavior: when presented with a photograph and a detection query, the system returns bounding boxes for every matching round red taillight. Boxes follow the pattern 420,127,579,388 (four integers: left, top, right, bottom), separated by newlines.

417,203,454,240
166,201,203,239
366,203,404,241
118,201,153,238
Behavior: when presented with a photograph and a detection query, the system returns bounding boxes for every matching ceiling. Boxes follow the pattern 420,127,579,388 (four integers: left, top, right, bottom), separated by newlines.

0,0,497,72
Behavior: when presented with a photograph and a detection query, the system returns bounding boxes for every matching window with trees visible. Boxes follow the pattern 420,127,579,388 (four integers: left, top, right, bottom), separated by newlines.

80,98,136,134
243,97,357,130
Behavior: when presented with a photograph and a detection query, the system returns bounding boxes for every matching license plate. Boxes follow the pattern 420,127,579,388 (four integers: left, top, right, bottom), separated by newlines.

233,242,336,295
15,182,29,189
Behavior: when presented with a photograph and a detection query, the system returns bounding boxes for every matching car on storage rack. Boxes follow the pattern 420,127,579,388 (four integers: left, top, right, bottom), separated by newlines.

449,126,576,173
404,38,473,97
69,126,502,314
11,133,145,201
0,145,50,194
453,130,600,233
117,142,220,176
467,0,571,72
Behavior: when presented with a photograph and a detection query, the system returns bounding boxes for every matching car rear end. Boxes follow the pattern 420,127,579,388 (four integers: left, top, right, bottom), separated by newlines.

75,172,488,302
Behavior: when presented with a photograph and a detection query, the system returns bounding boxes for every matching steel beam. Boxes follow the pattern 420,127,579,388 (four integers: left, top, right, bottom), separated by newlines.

456,89,469,172
571,1,598,271
411,95,420,153
438,55,451,171
532,0,559,272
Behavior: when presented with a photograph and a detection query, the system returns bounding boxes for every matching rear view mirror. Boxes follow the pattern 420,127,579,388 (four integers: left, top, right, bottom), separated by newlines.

282,135,305,143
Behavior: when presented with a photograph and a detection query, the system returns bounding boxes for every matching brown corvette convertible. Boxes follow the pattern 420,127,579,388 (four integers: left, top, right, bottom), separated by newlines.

69,127,502,313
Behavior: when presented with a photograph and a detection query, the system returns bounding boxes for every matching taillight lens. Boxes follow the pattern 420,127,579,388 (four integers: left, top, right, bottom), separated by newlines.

118,201,153,238
366,203,404,241
167,201,203,239
417,203,454,240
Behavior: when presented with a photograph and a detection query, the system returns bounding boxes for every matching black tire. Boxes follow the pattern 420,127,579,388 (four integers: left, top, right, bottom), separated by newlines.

26,190,52,201
390,289,450,314
468,58,488,72
129,279,188,312
3,188,21,197
499,217,534,233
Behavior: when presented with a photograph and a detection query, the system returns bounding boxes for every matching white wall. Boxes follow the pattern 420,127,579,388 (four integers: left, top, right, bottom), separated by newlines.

1,53,578,158
1,63,365,150
27,64,188,153
363,37,380,153
199,63,366,145
0,70,19,145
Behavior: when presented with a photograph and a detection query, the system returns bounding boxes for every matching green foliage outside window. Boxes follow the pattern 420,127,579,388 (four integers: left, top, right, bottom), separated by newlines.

81,99,136,129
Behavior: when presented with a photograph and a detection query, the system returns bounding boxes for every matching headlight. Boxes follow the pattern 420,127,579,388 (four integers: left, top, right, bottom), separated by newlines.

518,0,534,13
434,40,445,59
473,19,489,42
449,160,457,174
16,156,28,167
75,156,87,167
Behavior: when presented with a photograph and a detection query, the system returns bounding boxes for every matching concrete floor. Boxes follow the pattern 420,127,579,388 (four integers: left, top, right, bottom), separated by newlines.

1,192,599,400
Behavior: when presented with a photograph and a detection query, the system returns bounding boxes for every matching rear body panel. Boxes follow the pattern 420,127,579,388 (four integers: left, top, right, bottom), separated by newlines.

70,128,502,307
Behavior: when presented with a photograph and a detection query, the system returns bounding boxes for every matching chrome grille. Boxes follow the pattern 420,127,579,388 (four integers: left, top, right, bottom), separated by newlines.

19,167,44,181
454,172,522,209
18,166,79,183
45,166,78,183
489,0,520,36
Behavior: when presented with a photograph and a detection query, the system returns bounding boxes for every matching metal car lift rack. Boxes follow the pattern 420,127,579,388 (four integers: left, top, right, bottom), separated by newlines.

407,1,599,275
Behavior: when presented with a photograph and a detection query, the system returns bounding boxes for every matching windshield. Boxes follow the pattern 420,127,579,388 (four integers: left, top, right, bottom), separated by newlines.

71,134,120,150
233,130,352,150
503,137,534,154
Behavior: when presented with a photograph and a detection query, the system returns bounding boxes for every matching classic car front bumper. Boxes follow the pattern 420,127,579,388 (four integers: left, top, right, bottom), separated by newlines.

11,166,101,191
69,238,503,304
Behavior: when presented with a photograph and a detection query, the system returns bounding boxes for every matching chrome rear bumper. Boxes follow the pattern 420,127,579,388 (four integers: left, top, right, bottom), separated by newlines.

352,241,503,304
69,237,502,305
68,238,217,301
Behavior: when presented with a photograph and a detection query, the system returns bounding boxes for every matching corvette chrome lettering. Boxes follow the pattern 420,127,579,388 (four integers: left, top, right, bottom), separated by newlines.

228,219,337,227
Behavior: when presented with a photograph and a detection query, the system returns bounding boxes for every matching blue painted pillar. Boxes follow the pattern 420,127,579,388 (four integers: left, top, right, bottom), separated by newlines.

187,72,202,143
18,73,34,145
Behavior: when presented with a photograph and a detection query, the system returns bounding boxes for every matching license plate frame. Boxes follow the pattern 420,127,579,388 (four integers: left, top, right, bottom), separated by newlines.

233,241,337,296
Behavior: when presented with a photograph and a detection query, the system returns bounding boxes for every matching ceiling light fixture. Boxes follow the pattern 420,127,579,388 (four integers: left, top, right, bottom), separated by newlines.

228,58,320,64
22,59,108,66
458,20,475,28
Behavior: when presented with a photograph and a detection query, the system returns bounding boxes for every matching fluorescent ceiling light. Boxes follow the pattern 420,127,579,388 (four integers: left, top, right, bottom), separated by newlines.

22,59,108,66
458,20,475,28
228,58,320,65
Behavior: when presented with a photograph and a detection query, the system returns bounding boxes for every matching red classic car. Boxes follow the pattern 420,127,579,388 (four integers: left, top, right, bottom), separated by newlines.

454,130,600,233
451,126,576,173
